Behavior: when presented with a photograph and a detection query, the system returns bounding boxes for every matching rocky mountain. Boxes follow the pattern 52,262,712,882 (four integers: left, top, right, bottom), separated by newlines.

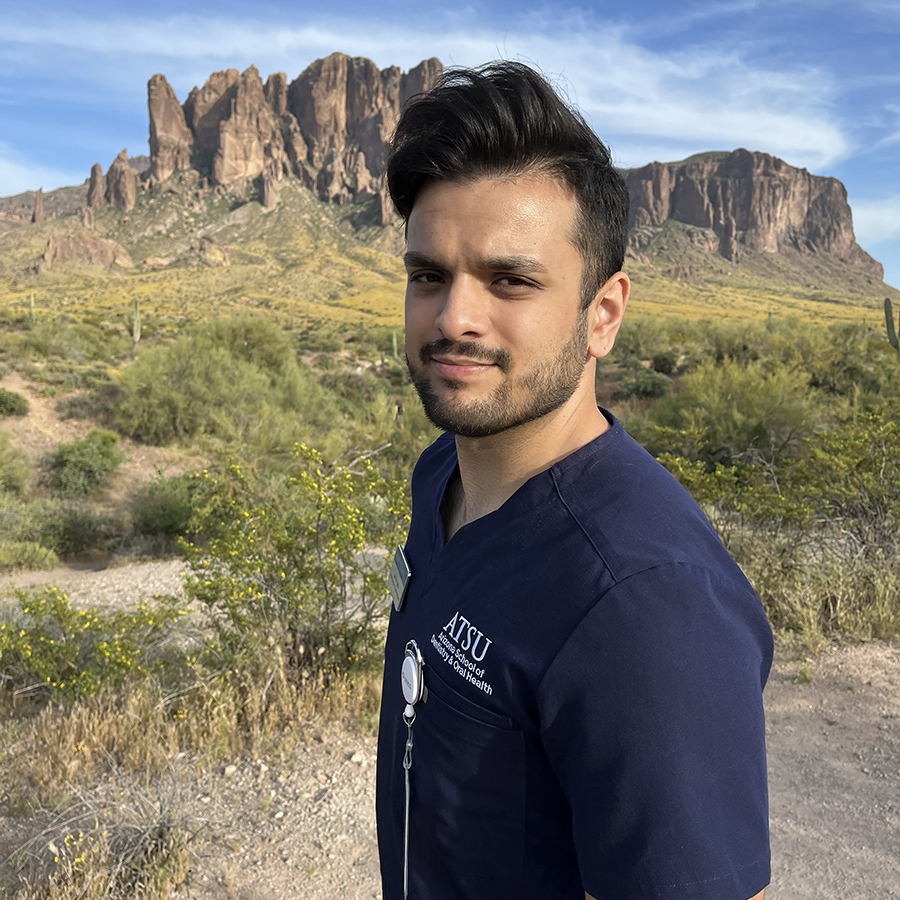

624,149,883,281
147,53,442,223
0,51,890,301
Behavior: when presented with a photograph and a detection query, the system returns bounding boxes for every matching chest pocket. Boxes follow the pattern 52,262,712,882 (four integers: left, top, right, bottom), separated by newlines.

409,666,526,897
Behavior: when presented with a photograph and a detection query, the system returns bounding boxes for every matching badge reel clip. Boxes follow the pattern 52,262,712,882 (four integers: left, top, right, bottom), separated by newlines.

401,639,426,721
400,640,425,899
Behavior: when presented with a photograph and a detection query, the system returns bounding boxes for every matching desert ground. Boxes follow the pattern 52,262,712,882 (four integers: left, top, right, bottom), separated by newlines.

1,561,897,899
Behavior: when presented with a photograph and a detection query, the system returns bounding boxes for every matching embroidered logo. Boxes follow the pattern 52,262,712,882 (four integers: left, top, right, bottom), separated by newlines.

429,610,494,696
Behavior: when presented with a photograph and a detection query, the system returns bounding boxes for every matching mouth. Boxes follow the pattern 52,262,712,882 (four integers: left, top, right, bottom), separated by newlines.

419,340,510,378
429,356,498,379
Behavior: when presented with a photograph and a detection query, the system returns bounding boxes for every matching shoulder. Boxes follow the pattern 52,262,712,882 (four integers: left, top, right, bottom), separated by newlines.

540,560,772,702
550,416,734,582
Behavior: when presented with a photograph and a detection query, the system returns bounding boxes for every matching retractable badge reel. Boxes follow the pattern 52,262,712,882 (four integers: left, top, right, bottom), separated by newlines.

400,640,425,900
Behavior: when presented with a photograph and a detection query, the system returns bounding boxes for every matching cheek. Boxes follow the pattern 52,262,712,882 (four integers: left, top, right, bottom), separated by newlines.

498,308,573,353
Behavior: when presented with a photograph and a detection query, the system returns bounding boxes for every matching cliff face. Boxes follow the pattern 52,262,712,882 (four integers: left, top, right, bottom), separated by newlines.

148,53,442,221
624,149,883,279
148,74,194,183
141,58,881,280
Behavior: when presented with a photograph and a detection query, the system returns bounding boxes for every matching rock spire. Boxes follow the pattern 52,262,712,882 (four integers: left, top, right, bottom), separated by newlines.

87,163,104,209
148,74,194,183
31,188,45,224
105,150,138,212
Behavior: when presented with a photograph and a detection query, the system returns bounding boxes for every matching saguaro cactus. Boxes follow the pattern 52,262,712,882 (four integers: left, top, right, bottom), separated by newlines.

886,297,900,356
28,292,36,329
131,297,141,359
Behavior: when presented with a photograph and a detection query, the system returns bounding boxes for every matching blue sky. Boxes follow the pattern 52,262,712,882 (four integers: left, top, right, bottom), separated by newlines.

2,0,898,287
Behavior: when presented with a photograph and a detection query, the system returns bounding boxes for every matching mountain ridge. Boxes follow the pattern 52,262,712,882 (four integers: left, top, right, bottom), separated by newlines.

0,51,895,328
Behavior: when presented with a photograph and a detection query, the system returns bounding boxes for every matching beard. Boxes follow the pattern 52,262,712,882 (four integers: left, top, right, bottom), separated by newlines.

406,314,589,439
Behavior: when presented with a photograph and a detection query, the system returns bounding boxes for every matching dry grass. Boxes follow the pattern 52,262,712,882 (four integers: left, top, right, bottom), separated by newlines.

725,529,900,651
12,768,194,900
0,638,383,900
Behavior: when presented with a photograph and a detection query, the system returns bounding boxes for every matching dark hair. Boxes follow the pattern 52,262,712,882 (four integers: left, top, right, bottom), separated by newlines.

387,61,629,308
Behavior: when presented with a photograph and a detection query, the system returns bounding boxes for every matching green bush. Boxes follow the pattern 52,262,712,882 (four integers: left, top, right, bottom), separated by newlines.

0,431,31,496
615,367,671,400
24,320,130,363
132,473,198,537
657,402,900,640
114,317,347,448
9,498,111,557
56,391,110,420
49,429,125,497
0,540,60,572
631,357,820,467
0,587,188,701
0,387,29,417
181,445,410,675
651,351,678,375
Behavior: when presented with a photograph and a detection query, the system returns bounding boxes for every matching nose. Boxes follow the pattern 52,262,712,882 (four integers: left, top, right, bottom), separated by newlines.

434,275,486,342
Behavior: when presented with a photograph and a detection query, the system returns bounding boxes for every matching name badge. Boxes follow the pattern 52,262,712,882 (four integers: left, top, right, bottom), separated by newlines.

387,545,412,611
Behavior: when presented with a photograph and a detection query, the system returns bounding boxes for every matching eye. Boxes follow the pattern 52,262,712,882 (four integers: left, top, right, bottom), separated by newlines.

408,271,444,284
495,275,532,287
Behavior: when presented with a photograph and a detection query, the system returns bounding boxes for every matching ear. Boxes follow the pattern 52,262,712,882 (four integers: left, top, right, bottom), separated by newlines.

587,271,629,360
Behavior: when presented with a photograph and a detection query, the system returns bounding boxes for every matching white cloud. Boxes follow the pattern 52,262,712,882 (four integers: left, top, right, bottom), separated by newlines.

0,142,84,196
852,195,900,244
0,10,853,173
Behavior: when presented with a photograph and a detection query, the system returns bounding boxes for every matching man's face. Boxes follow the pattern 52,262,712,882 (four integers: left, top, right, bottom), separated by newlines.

404,174,595,438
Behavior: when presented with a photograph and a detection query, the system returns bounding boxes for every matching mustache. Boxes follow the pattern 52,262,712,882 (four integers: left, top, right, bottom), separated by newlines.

419,339,511,370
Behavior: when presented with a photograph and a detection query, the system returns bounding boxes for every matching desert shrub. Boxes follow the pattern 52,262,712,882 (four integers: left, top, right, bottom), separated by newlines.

615,366,671,400
49,429,125,497
0,587,187,701
0,540,60,572
132,473,198,538
25,320,130,363
0,430,32,495
0,386,29,416
114,317,346,447
611,317,674,361
296,324,344,353
631,357,820,466
181,444,410,676
657,401,900,641
651,350,678,375
56,391,110,420
778,406,900,559
11,498,111,557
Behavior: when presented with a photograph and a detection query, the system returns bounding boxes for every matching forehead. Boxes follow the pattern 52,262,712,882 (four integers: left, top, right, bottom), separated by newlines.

406,174,580,261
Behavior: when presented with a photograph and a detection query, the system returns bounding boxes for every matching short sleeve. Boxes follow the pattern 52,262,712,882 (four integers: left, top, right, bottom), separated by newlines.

537,562,773,900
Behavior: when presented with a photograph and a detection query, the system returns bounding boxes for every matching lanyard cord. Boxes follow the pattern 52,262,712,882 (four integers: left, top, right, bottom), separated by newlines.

402,711,415,900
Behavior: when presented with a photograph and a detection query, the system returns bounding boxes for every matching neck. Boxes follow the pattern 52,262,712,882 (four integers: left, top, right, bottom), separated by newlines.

444,387,609,540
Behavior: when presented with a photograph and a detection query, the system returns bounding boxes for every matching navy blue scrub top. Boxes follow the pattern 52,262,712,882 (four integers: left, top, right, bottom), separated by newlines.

376,414,773,900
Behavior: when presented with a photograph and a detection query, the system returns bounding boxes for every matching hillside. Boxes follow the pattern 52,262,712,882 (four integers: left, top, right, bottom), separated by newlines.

0,174,406,328
0,178,895,334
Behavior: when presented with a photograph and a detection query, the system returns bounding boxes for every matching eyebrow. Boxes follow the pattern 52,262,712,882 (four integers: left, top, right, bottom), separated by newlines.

403,251,548,274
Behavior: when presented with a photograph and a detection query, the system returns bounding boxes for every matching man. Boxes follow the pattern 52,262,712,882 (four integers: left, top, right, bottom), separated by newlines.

376,62,772,900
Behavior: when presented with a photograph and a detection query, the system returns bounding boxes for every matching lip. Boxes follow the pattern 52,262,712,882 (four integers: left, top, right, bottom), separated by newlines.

430,356,497,378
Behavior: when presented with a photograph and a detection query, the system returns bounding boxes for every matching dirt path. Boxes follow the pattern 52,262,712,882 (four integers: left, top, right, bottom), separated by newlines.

765,642,900,898
2,562,897,898
179,642,899,900
0,559,185,607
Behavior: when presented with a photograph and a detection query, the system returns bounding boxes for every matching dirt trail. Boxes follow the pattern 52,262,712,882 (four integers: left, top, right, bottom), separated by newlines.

766,642,899,898
2,561,897,898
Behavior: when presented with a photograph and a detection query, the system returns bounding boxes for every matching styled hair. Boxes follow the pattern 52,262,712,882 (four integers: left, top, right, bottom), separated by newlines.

387,61,629,308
